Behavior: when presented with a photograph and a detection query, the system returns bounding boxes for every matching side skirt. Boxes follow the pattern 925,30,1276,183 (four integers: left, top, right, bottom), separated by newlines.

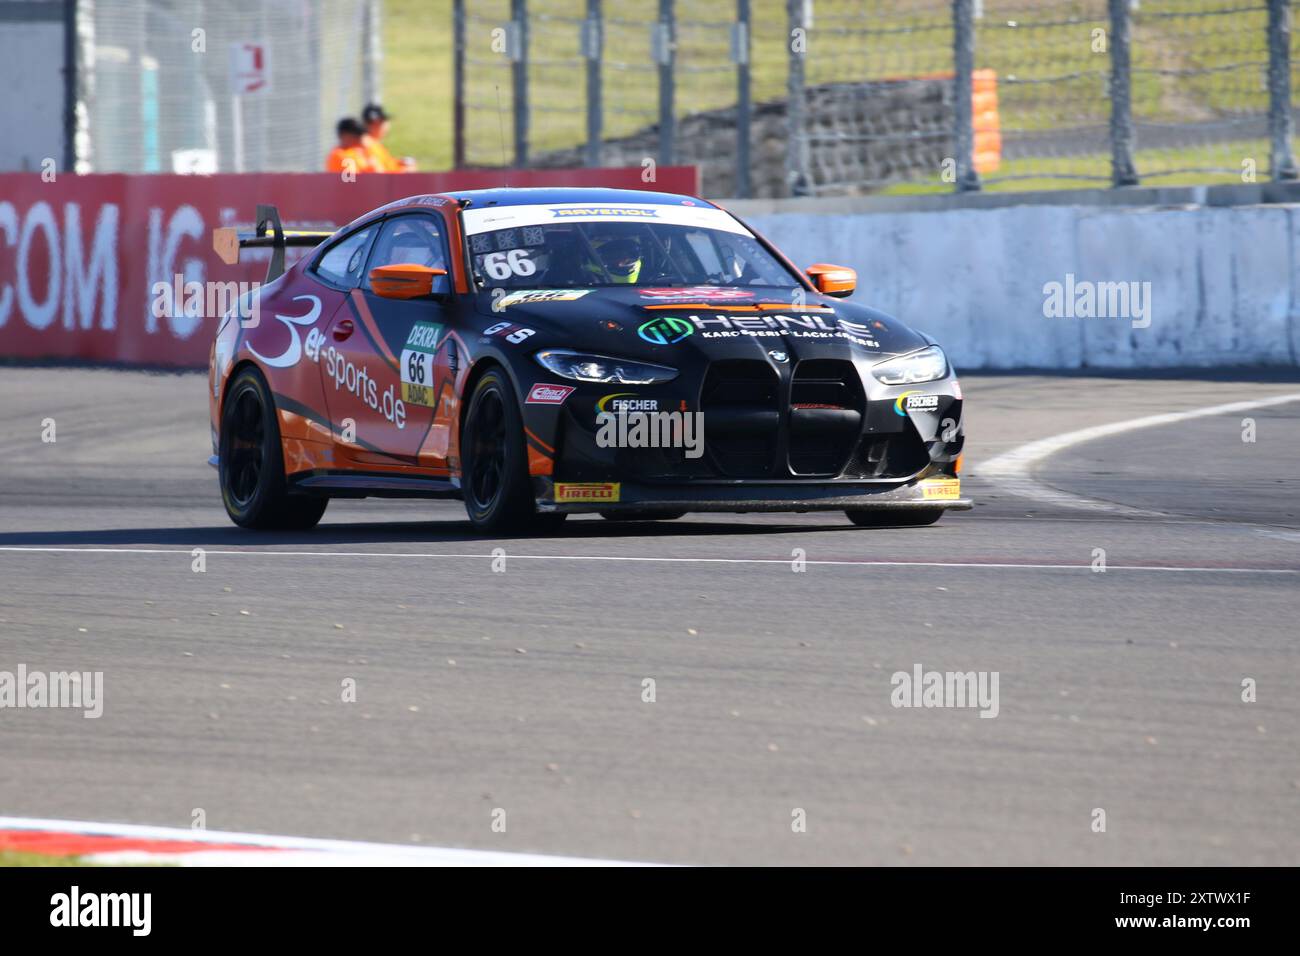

288,469,463,500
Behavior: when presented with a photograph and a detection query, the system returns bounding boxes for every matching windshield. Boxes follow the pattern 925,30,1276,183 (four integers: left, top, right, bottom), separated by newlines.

461,202,799,290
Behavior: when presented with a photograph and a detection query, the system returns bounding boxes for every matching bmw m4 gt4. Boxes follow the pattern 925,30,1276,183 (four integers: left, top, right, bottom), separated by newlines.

209,188,968,532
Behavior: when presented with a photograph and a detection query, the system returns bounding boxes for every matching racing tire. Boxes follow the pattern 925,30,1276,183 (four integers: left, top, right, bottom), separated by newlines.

219,366,328,531
598,510,687,521
845,508,944,528
461,369,537,533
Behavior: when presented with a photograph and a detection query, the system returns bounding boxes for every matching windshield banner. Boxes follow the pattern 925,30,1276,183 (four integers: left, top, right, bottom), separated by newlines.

462,203,750,237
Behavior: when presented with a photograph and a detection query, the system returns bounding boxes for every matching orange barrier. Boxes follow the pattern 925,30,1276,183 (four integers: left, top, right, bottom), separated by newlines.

972,69,1002,174
904,68,1002,174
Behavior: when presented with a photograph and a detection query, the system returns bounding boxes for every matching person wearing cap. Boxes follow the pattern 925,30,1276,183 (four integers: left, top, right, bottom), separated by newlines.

361,103,414,173
326,117,376,174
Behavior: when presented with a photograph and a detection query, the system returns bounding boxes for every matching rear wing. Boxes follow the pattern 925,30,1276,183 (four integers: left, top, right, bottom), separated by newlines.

212,204,335,282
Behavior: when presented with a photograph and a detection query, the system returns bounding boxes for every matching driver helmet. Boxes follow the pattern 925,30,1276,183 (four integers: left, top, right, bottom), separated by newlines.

587,235,643,284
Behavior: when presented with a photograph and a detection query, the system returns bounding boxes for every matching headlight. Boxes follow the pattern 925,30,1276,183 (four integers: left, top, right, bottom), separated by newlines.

870,345,949,385
534,349,678,385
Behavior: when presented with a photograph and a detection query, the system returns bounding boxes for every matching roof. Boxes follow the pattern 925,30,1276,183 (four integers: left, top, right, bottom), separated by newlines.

438,186,714,208
354,187,718,231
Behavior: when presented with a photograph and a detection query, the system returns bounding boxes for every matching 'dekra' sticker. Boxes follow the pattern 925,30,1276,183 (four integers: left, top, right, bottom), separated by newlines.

400,321,443,407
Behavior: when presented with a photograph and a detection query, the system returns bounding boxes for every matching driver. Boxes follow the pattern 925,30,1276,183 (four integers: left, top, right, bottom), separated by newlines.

585,235,644,285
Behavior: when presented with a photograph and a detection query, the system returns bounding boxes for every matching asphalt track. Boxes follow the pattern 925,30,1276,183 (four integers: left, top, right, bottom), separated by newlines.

1,367,1297,866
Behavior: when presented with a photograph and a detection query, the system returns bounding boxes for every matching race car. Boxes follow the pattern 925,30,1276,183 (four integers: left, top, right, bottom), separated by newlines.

208,188,967,532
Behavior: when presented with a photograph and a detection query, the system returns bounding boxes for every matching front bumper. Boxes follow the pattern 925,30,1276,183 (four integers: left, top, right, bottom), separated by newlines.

535,475,971,514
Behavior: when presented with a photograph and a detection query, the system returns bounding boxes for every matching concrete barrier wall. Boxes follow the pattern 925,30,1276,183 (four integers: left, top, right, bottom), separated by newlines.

738,201,1300,369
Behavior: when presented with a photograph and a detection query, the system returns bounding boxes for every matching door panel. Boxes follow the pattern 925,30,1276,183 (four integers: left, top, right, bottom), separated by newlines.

320,214,454,472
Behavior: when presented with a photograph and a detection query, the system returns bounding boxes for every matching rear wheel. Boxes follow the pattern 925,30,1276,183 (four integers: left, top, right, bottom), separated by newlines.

219,367,327,530
599,510,687,521
461,370,537,533
845,508,943,527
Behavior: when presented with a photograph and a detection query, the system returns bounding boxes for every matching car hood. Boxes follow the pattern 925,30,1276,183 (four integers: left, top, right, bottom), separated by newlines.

474,286,930,365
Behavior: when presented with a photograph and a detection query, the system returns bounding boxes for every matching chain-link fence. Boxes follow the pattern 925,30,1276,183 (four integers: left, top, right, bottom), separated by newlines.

453,0,1300,197
975,1,1113,186
69,0,379,173
1131,0,1276,181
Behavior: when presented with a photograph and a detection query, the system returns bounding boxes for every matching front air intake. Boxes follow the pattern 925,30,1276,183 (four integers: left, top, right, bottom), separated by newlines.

699,360,780,478
788,360,865,476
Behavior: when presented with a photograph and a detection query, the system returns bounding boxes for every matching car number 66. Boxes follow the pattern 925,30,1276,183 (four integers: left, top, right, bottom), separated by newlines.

483,249,536,280
408,351,428,384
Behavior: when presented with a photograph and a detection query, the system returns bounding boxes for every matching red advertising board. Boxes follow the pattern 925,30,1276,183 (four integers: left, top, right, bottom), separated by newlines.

0,166,700,368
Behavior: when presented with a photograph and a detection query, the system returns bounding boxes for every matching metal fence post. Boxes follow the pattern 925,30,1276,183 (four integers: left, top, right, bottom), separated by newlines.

361,0,382,106
785,0,810,196
953,0,980,192
512,0,529,167
734,0,752,198
656,0,675,167
1268,0,1298,181
584,0,602,168
63,0,77,174
1108,0,1138,186
453,0,465,168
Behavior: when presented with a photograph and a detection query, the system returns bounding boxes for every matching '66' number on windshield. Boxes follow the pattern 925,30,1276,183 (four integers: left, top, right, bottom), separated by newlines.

482,249,536,280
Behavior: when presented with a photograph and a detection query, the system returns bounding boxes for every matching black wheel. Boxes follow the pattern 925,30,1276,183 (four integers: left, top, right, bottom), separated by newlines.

461,369,536,533
845,508,943,527
219,366,327,530
599,510,687,521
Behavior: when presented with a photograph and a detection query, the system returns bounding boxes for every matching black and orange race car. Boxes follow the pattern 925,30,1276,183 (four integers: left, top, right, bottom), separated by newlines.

209,188,967,532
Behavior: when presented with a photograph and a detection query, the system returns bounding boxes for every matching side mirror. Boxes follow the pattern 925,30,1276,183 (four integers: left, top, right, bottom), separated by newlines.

369,263,448,300
806,263,856,298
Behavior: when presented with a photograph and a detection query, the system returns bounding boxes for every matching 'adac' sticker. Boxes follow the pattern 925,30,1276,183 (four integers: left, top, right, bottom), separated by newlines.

554,482,620,503
919,478,960,500
400,321,443,407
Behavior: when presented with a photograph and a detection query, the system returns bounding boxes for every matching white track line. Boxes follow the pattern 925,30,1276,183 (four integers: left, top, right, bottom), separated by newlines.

0,546,1292,573
976,392,1300,515
0,815,652,867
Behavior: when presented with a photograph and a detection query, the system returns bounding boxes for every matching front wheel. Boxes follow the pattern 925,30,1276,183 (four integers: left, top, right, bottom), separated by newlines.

219,366,327,530
845,508,943,528
461,370,537,533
